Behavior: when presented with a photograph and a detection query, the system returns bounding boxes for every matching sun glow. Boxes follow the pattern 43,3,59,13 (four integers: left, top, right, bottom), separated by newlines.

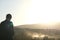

32,34,39,38
12,0,60,26
32,33,39,39
40,35,46,38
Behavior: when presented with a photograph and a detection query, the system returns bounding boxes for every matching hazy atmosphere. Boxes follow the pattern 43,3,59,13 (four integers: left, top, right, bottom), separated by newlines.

0,0,60,29
1,0,60,40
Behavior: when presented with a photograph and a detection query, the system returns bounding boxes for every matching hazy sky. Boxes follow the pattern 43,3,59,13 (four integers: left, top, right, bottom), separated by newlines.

0,0,60,26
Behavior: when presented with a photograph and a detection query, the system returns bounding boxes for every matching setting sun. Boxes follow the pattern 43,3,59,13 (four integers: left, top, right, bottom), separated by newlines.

0,0,60,26
12,0,60,26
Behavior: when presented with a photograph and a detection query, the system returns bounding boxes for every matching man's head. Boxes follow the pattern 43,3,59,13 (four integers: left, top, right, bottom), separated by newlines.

6,14,12,21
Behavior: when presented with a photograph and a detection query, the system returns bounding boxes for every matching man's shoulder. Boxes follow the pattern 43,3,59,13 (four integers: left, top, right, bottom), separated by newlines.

10,21,13,23
10,21,13,25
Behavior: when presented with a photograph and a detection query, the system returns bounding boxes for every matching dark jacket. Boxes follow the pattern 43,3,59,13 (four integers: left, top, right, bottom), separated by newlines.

0,20,14,37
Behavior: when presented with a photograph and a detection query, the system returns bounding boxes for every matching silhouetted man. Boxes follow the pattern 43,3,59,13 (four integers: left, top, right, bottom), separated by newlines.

0,14,14,40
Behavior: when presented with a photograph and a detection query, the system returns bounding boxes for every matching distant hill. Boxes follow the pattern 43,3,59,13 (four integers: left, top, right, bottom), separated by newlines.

15,24,60,30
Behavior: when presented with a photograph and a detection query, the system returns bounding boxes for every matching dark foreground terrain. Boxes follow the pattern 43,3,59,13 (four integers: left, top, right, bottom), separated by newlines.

13,27,60,40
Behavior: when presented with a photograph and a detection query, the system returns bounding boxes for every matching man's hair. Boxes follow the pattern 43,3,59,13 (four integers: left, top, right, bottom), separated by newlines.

6,14,12,19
